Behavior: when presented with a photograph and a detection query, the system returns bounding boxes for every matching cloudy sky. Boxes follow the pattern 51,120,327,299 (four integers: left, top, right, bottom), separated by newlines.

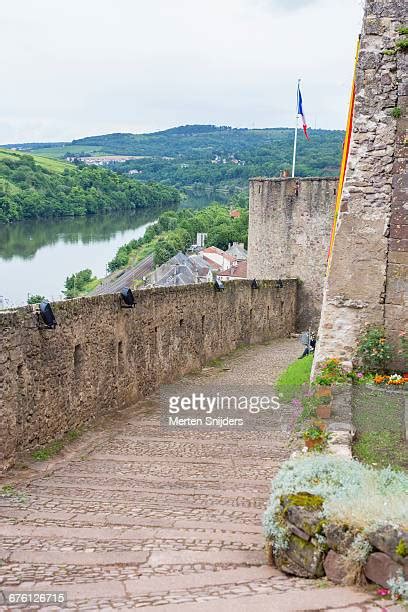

1,0,363,143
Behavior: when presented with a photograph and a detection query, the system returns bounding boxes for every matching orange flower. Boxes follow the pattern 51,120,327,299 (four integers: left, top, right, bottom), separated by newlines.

374,375,386,384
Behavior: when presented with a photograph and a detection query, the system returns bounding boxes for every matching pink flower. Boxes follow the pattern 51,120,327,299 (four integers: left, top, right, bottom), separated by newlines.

357,372,363,378
377,587,390,597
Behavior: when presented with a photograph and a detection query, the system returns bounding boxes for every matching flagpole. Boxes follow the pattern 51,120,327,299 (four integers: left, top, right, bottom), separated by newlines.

291,79,300,178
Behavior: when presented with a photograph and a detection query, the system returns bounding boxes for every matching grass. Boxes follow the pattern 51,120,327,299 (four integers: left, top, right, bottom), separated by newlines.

32,440,64,461
275,354,313,401
30,145,105,159
1,484,18,496
391,107,402,119
0,148,71,173
83,277,100,295
1,484,27,502
396,37,408,51
31,429,82,461
207,357,225,368
352,386,408,470
354,431,408,469
128,242,156,266
28,154,71,173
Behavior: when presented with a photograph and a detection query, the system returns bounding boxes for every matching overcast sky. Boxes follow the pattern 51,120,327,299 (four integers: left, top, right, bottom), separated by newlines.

1,0,364,143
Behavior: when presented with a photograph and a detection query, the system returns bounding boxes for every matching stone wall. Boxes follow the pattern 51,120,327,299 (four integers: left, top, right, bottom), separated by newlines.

315,0,407,369
0,280,297,472
267,493,408,586
247,177,338,330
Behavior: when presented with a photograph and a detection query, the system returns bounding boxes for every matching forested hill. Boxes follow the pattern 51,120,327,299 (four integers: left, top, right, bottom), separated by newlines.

4,125,344,190
0,149,180,223
72,126,344,185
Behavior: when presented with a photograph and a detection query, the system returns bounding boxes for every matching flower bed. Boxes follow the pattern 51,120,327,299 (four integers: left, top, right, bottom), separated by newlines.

264,455,408,598
374,373,408,386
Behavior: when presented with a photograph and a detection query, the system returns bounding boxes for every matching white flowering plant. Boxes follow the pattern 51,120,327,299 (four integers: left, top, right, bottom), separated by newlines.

263,455,408,554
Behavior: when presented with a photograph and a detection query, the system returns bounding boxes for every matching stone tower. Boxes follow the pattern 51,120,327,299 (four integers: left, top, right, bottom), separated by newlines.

314,0,407,369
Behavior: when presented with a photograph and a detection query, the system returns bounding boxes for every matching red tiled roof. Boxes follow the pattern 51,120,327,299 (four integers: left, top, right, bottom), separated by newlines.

202,255,223,270
202,246,224,255
202,247,235,263
218,261,247,278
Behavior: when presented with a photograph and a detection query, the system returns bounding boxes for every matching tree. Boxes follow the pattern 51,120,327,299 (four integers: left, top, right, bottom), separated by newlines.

64,269,96,298
0,152,181,224
27,294,45,304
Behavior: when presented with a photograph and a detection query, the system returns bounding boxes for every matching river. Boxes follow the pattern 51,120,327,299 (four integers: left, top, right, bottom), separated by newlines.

0,191,229,307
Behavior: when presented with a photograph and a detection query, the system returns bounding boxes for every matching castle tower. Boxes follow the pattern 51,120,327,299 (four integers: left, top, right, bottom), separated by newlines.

315,0,407,369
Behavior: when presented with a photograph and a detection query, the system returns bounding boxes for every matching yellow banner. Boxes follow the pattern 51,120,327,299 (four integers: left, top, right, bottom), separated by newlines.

326,37,361,273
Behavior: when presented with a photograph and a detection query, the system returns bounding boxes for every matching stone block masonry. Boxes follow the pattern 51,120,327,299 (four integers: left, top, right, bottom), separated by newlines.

247,177,338,331
315,0,407,369
0,279,297,472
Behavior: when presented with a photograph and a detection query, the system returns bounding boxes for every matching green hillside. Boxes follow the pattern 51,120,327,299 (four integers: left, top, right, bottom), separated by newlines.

0,149,180,223
25,144,106,159
3,125,344,190
0,149,70,173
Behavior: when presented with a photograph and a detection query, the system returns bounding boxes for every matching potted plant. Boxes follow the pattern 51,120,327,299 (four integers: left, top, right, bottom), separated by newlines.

314,358,348,394
315,395,332,419
302,423,329,450
314,384,332,400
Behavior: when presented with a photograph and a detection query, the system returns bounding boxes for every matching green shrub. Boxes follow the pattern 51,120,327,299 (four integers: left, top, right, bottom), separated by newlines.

356,326,392,373
396,37,408,51
391,107,402,119
27,294,45,304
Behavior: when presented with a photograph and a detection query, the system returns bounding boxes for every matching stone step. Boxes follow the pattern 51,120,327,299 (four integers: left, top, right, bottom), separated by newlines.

148,550,266,566
27,480,270,498
0,512,262,533
13,566,281,601
0,524,263,544
3,550,149,566
147,587,374,611
18,490,267,512
90,453,286,464
40,473,272,488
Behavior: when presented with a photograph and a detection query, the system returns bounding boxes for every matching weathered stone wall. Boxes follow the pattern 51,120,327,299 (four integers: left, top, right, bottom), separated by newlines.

267,493,408,585
315,0,407,369
247,177,338,330
0,280,297,471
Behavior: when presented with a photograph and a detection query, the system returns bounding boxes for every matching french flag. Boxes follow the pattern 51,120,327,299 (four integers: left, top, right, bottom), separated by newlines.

298,84,310,140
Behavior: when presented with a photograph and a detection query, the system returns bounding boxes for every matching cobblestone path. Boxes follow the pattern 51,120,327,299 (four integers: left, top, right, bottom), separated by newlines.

0,340,387,611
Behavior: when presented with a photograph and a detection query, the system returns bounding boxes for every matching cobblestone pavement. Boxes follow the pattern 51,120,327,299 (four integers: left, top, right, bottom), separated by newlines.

0,340,390,611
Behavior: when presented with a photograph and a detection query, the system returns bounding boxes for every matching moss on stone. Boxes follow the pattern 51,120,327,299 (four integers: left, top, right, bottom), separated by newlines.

283,492,324,510
395,539,408,558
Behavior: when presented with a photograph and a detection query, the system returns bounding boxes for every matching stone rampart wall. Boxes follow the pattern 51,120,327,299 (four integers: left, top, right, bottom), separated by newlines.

0,280,297,471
